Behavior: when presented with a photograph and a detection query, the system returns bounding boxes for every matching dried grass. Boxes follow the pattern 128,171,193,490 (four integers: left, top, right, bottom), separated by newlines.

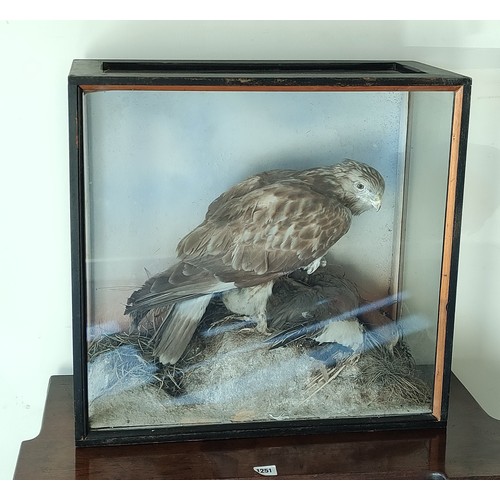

87,300,433,428
357,342,432,406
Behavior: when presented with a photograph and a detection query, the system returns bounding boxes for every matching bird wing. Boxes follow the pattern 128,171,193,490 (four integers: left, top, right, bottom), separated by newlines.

177,181,353,287
124,262,232,318
205,169,297,219
267,276,324,331
266,268,362,349
126,179,351,319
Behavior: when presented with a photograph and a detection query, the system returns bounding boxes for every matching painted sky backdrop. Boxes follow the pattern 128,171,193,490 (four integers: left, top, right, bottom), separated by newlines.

84,89,406,326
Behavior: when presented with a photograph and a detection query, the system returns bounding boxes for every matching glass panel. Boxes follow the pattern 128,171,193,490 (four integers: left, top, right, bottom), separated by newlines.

82,88,453,431
398,91,454,382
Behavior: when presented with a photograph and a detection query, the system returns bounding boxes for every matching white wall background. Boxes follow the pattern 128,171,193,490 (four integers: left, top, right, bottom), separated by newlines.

1,17,500,480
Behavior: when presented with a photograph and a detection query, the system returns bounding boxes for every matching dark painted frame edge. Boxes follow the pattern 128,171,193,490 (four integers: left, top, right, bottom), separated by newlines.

67,59,471,447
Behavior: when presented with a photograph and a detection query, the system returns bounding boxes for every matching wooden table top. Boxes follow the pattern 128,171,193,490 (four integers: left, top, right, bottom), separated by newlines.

13,374,500,479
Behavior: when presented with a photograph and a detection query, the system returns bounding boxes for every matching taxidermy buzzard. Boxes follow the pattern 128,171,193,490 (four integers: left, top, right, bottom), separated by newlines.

125,159,385,365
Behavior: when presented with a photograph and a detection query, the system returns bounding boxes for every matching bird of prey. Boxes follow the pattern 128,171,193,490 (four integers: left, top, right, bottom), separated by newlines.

125,159,385,365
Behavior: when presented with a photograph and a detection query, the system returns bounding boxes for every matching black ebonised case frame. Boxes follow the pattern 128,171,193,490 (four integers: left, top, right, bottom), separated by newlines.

69,60,471,447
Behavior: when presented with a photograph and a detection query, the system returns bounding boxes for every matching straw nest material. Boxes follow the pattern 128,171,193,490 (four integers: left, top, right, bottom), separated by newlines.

87,296,432,429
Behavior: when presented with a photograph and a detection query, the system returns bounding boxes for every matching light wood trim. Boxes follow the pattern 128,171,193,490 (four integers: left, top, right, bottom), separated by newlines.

432,86,464,419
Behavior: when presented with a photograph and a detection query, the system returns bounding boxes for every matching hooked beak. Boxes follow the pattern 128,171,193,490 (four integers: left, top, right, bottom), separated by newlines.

371,197,382,212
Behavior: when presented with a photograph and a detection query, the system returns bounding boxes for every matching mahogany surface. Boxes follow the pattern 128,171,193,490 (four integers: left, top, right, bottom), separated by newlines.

13,374,500,479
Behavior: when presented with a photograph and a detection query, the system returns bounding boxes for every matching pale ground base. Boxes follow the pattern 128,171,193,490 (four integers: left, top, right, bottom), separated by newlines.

88,322,432,430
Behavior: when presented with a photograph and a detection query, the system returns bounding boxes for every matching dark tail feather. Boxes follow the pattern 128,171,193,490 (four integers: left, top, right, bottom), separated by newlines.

266,322,322,349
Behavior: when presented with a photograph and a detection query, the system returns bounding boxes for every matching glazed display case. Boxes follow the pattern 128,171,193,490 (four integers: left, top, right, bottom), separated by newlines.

68,60,471,446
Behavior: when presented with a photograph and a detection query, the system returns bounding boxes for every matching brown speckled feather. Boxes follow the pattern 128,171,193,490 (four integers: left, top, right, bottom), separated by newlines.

205,169,297,218
178,181,351,286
